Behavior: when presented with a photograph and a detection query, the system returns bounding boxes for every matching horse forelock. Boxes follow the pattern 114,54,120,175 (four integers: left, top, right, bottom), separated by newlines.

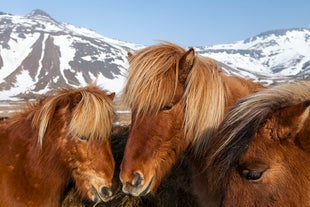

210,80,310,174
123,42,185,117
69,87,114,141
32,85,113,147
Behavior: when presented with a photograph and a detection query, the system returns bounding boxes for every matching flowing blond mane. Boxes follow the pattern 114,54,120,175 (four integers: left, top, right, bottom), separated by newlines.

31,85,114,147
123,42,185,115
183,55,226,146
210,80,310,168
123,42,225,146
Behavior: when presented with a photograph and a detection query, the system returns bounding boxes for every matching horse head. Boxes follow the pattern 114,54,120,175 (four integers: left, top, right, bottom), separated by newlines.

33,86,116,203
120,44,197,196
208,81,310,206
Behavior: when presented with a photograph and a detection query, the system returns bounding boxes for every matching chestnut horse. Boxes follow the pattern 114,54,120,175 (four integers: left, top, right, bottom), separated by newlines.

207,80,310,206
119,42,264,204
0,85,115,207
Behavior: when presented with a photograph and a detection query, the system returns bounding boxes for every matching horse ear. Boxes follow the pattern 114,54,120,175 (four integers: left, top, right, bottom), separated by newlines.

108,92,115,100
276,101,310,146
178,48,195,85
127,52,133,60
72,92,83,107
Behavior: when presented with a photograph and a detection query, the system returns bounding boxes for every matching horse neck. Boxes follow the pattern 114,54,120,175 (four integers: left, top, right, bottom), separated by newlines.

221,75,265,110
188,75,265,206
188,74,264,164
0,118,70,206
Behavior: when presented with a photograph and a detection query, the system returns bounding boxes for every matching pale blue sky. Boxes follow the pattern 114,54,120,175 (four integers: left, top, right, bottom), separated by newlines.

1,0,309,47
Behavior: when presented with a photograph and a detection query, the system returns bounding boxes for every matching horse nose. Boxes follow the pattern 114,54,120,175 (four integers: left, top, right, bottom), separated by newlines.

132,172,143,188
100,186,113,199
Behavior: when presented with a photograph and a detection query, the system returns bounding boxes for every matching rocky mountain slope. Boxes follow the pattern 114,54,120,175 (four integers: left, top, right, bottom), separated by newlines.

0,9,142,100
196,28,310,85
0,9,309,100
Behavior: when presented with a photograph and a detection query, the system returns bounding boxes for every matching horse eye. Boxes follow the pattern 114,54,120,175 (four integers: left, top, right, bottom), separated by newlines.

78,135,88,142
161,105,172,111
241,169,264,180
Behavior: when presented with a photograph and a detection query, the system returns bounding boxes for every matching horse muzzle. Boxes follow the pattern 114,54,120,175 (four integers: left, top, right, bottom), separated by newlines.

91,185,114,202
121,172,153,196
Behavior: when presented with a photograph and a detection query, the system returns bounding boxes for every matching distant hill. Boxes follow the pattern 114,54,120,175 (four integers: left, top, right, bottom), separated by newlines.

195,28,310,85
0,9,309,100
0,9,142,100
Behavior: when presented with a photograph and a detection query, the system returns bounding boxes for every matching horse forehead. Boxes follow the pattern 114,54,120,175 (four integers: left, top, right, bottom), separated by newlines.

240,117,301,167
239,127,278,163
133,103,184,125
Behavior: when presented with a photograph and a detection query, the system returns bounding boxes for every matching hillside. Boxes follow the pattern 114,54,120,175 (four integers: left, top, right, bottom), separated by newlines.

0,9,142,100
0,9,309,101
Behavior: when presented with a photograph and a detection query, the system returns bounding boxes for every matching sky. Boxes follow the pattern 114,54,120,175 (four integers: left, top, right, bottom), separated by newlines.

1,0,309,47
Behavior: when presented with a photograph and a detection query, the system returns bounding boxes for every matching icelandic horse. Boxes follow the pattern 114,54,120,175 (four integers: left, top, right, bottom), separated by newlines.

206,80,310,206
0,85,115,207
119,42,264,205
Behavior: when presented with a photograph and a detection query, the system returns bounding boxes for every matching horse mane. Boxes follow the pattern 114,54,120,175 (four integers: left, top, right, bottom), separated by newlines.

29,84,114,147
123,42,185,115
123,42,225,145
208,80,310,173
183,55,225,145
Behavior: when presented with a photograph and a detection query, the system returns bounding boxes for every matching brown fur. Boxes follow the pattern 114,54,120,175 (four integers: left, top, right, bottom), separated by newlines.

207,80,310,206
0,85,116,207
119,42,264,205
62,125,199,207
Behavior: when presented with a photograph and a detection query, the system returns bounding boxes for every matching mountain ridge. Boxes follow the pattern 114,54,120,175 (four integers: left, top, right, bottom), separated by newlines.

0,9,309,100
196,28,310,84
0,9,142,100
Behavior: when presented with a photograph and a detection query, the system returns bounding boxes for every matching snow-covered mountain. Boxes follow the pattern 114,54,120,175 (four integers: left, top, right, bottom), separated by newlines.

0,9,309,100
195,28,310,85
0,9,142,100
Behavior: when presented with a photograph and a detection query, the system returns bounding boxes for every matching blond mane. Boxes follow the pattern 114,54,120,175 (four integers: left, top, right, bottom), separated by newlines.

123,42,225,146
123,42,185,115
183,55,226,147
210,80,310,166
31,85,114,147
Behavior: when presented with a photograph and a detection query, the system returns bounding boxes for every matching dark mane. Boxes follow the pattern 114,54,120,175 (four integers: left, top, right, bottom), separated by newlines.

208,80,310,175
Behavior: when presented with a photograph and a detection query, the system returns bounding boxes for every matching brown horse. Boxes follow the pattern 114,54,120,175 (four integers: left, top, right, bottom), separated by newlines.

0,85,115,207
207,80,310,206
119,42,264,204
62,125,199,207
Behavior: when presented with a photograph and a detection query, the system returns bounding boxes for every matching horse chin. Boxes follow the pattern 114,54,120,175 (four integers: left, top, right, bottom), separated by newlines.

122,177,154,196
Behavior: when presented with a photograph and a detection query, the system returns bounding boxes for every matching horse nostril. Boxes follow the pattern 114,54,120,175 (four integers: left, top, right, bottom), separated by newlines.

91,185,100,202
101,186,112,198
132,172,143,188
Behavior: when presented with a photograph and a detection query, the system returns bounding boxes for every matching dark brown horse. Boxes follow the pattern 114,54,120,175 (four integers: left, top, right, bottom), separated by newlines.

206,80,310,206
0,85,115,207
119,42,264,204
